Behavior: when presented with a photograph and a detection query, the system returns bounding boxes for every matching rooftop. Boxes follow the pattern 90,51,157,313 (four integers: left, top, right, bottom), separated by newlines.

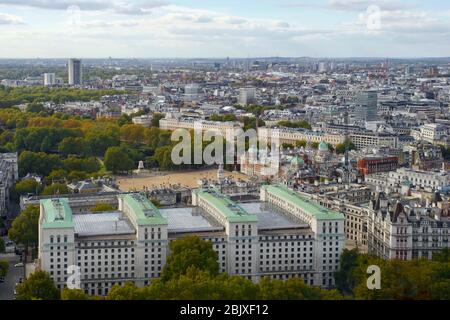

239,202,309,231
194,189,258,223
120,193,167,226
41,198,74,229
73,212,135,237
262,185,345,221
160,207,223,233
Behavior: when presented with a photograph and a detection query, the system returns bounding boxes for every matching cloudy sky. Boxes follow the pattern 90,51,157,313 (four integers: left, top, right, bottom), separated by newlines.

0,0,449,58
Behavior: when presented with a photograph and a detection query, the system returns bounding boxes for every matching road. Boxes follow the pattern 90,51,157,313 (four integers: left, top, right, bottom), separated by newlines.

0,252,23,300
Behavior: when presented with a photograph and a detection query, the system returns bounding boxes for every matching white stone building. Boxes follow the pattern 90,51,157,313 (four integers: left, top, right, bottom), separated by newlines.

37,186,346,295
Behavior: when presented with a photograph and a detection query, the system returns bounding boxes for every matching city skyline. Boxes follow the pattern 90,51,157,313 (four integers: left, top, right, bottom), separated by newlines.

0,0,450,58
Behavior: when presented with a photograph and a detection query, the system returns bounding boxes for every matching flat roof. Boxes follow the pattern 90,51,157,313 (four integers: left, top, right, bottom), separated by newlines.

194,189,258,223
262,185,345,221
160,207,224,233
41,198,74,229
239,202,309,231
120,193,167,226
73,212,135,237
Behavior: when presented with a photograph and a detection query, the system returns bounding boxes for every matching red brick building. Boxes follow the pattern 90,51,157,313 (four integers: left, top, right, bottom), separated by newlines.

358,156,399,176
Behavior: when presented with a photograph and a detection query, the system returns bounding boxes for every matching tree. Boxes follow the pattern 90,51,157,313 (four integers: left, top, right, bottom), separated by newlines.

120,124,145,145
282,143,294,150
117,114,132,127
11,179,42,201
258,277,341,300
161,236,219,282
433,248,450,262
61,288,89,300
41,183,69,196
62,156,100,173
334,249,359,295
104,146,135,174
107,282,142,300
336,139,356,154
296,140,307,148
277,120,311,130
16,270,60,300
240,116,265,131
58,137,85,156
26,102,46,113
46,169,68,183
151,113,165,128
0,260,8,277
90,203,116,212
210,114,237,122
18,151,62,177
84,123,120,157
8,206,39,260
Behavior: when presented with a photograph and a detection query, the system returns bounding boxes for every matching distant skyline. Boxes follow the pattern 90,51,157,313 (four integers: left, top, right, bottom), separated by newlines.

0,0,450,58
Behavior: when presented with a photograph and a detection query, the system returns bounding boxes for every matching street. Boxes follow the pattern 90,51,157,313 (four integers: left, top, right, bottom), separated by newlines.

0,252,23,300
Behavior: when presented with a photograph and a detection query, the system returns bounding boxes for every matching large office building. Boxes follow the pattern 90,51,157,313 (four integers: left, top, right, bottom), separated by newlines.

350,131,399,150
258,127,346,148
37,186,345,295
159,115,244,137
184,84,200,101
355,90,378,122
239,87,256,106
43,73,56,86
68,58,82,86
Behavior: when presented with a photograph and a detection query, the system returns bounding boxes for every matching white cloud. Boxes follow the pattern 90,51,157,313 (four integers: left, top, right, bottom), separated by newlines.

0,13,24,25
0,3,450,57
0,0,169,15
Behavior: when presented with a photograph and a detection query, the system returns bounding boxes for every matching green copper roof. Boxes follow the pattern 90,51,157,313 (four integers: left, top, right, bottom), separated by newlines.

291,156,304,166
120,193,167,226
41,198,74,229
262,185,345,221
194,189,258,223
318,141,329,151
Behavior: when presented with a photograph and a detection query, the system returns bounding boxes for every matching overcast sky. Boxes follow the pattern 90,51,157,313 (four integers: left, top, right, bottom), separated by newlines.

0,0,449,58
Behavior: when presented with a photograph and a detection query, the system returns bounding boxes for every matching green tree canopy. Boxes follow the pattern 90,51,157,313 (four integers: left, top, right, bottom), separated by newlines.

16,270,60,300
41,183,69,196
277,120,312,130
8,206,39,252
151,113,165,128
336,139,356,154
11,179,42,200
161,236,219,282
18,151,62,177
107,282,143,300
61,288,89,300
26,102,46,114
0,260,8,277
104,146,135,174
334,249,359,295
58,137,85,156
